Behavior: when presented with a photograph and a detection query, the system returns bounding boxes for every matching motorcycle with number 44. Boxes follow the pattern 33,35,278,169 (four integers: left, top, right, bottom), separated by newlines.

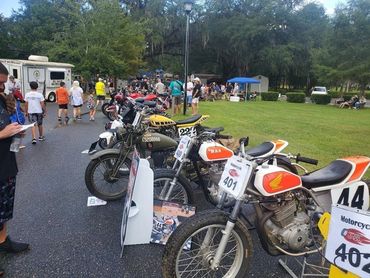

162,149,370,277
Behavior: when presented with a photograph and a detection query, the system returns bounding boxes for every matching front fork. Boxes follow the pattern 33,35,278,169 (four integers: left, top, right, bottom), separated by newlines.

210,199,243,271
159,139,195,200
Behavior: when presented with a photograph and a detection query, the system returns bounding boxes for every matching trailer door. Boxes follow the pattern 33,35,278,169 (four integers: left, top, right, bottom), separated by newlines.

27,67,46,96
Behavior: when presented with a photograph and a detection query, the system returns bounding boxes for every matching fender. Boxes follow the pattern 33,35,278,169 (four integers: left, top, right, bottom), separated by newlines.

88,148,121,160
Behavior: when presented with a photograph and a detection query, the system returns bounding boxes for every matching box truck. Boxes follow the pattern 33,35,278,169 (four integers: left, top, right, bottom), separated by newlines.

0,55,74,102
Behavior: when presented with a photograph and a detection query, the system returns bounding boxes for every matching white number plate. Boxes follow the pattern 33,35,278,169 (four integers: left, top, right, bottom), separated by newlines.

178,126,197,137
132,112,141,127
218,156,253,199
174,135,191,162
325,205,370,277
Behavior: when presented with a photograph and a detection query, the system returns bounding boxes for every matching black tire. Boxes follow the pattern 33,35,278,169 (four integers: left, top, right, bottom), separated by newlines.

153,169,195,205
85,154,131,201
162,210,253,278
48,92,56,102
102,103,110,116
107,111,116,121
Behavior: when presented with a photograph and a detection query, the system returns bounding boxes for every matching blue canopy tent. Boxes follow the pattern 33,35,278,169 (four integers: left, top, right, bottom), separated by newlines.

227,77,261,101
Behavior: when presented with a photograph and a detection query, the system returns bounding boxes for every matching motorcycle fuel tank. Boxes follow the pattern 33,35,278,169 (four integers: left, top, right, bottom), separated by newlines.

149,115,176,127
139,132,178,151
254,165,302,196
198,141,234,162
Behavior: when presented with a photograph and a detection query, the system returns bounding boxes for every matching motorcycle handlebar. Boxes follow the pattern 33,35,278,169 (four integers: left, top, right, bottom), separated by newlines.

296,153,318,165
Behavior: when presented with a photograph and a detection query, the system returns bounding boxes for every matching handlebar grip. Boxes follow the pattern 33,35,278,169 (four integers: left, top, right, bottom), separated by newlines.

239,137,249,147
296,153,318,165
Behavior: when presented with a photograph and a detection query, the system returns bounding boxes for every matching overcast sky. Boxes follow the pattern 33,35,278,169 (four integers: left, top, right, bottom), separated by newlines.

0,0,347,17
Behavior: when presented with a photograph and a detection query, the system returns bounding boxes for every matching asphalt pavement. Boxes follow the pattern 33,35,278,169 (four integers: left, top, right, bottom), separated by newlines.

2,103,311,277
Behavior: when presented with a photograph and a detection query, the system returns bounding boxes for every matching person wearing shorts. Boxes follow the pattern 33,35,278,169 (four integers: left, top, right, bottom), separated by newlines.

0,63,30,277
55,81,69,124
169,75,183,115
25,81,46,144
95,78,106,109
192,77,202,115
70,81,84,120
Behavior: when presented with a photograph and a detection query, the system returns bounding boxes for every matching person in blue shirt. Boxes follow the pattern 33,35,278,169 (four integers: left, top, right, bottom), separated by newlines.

169,75,183,115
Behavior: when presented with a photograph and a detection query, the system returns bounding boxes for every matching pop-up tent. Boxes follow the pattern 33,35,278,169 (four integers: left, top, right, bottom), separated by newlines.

227,77,260,84
227,77,262,100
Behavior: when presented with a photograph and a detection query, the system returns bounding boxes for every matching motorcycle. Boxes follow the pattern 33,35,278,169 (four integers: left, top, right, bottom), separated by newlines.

154,135,301,207
162,152,370,277
84,107,178,201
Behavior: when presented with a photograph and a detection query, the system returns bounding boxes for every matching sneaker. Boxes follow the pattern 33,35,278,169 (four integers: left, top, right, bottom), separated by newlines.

38,136,45,141
58,117,62,122
77,117,82,121
91,117,95,121
19,145,26,149
0,236,30,254
32,139,37,145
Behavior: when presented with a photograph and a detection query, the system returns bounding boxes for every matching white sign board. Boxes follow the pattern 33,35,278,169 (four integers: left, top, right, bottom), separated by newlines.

174,135,191,162
325,204,370,277
218,155,253,199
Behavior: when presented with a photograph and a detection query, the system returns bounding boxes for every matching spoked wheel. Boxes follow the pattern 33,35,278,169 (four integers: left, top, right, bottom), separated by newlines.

153,169,195,205
162,210,252,278
85,154,131,201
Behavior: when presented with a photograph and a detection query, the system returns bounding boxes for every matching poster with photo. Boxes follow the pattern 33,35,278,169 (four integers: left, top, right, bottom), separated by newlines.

151,200,196,247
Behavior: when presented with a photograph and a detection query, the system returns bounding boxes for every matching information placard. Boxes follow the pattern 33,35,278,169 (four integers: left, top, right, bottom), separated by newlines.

325,204,370,277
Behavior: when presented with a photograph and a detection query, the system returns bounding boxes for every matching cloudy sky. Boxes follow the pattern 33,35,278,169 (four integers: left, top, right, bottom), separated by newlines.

0,0,347,17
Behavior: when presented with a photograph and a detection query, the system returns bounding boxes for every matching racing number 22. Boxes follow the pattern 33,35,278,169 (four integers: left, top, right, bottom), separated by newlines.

223,177,237,191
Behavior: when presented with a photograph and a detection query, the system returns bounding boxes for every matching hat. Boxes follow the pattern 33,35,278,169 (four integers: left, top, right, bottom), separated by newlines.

98,78,103,82
73,80,80,87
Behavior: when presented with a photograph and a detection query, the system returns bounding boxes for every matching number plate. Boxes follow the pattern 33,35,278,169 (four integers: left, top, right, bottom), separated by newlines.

218,156,253,199
325,205,370,277
132,112,141,127
178,126,197,137
174,135,191,162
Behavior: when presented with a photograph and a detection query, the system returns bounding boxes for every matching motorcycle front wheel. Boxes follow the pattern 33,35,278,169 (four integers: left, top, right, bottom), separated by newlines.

85,154,131,201
153,169,195,205
101,103,110,116
162,210,252,278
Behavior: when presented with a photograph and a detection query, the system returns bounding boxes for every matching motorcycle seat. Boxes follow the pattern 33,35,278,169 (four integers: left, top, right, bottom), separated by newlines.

176,114,202,125
301,160,352,189
135,98,145,103
245,142,274,157
143,101,157,107
203,127,224,134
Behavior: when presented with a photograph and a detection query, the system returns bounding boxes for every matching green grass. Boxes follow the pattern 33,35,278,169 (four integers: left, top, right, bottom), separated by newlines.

174,101,370,178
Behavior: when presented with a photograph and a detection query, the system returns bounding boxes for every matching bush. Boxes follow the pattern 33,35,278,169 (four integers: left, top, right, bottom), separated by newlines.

261,92,279,101
286,92,305,103
311,94,332,105
365,93,370,99
343,94,353,101
328,91,341,98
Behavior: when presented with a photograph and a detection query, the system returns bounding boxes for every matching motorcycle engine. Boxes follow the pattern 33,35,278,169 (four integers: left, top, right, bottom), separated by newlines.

264,197,311,252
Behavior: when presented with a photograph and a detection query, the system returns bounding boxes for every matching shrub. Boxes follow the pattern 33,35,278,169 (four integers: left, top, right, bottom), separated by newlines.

286,92,305,103
278,88,288,95
311,94,332,105
365,92,370,99
328,91,341,98
262,92,279,101
343,94,353,101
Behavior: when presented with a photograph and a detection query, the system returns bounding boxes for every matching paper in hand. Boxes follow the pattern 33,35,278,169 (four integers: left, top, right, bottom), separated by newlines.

21,122,36,131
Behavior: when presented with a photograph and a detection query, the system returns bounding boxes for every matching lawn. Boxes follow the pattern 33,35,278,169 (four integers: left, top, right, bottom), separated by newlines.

174,101,370,178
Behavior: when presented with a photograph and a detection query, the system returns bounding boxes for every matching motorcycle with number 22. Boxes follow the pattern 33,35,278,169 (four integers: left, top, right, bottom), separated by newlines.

162,152,370,278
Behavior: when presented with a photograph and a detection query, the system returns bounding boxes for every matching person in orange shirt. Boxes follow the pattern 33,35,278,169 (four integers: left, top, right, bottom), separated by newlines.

55,82,70,124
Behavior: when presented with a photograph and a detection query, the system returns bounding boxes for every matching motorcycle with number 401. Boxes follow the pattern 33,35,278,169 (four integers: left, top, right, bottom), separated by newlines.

162,150,370,277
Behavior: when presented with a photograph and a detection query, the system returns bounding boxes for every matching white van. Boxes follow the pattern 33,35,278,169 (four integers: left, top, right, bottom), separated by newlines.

311,86,328,95
0,55,74,102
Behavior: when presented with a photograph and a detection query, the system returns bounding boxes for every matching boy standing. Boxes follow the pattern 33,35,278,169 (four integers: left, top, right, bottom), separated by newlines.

55,81,69,124
25,82,47,144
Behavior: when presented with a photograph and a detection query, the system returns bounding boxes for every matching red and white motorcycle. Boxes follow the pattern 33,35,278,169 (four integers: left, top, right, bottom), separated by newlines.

162,152,370,277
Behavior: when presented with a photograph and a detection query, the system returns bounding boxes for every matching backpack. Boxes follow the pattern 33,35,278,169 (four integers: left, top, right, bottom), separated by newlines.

10,101,26,125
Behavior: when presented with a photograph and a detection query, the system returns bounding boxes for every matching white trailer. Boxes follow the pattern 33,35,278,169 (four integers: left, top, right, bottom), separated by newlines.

0,55,74,102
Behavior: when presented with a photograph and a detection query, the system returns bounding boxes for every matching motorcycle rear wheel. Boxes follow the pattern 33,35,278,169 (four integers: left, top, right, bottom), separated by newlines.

101,103,110,116
153,169,195,205
162,210,252,278
85,154,131,201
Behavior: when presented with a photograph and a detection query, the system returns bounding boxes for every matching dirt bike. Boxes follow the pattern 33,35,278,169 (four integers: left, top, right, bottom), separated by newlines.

154,135,299,206
84,107,178,201
162,153,370,277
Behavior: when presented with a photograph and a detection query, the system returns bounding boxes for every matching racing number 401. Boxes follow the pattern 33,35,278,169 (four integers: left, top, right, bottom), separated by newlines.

337,185,364,209
223,176,237,191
